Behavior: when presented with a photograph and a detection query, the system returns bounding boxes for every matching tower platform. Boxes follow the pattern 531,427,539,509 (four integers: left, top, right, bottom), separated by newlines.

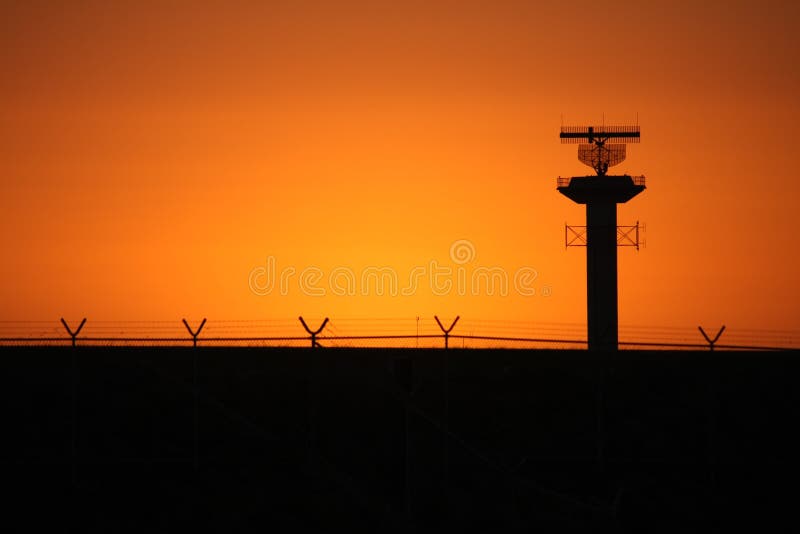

557,175,645,204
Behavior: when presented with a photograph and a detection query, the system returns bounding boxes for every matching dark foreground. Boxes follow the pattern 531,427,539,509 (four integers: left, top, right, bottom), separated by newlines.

2,346,800,532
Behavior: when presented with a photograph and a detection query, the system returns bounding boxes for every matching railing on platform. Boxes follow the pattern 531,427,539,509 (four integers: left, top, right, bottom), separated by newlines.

556,175,646,187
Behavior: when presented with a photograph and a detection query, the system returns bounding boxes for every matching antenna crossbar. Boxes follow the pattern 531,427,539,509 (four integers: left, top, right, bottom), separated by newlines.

560,125,640,144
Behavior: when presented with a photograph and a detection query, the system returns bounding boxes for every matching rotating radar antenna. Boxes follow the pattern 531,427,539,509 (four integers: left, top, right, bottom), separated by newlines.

560,124,640,176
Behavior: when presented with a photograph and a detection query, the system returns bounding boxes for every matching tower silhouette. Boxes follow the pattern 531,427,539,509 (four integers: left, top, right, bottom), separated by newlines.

558,124,645,351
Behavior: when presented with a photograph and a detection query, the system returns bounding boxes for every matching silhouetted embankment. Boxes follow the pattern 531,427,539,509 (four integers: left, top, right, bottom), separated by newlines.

2,346,799,532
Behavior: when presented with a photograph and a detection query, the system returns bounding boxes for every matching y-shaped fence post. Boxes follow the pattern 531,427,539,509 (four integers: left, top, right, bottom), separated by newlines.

182,318,207,348
434,315,459,499
60,317,86,348
299,316,329,348
698,325,725,352
434,315,459,349
299,316,328,471
182,318,206,471
61,317,85,488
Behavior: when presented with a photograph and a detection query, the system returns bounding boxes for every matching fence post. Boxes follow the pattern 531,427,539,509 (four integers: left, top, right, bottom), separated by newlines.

298,316,329,348
60,318,85,487
698,326,725,351
434,315,459,350
182,318,206,471
298,317,328,472
182,318,207,348
60,317,86,348
434,315,459,503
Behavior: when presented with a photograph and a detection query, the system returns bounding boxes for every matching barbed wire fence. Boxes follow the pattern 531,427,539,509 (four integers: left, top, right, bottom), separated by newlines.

2,314,799,510
0,317,798,350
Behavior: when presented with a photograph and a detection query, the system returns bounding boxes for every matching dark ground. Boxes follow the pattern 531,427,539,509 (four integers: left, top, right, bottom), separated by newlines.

2,346,799,532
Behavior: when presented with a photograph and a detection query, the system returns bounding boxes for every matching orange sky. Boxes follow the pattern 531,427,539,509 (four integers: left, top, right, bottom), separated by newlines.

1,1,799,338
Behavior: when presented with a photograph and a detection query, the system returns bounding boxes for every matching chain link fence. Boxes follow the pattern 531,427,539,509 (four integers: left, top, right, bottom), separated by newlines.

1,318,798,350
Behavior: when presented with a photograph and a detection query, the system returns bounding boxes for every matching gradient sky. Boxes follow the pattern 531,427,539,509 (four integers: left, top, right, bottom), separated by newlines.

1,1,799,339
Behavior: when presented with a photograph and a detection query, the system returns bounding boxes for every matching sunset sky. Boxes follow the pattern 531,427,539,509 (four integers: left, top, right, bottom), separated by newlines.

1,1,798,341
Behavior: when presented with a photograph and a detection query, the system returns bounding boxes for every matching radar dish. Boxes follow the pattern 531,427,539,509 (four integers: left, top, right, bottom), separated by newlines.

560,124,640,175
578,143,626,176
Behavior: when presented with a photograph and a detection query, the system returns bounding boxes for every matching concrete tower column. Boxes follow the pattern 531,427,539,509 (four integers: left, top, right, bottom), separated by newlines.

557,175,645,351
586,200,618,350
